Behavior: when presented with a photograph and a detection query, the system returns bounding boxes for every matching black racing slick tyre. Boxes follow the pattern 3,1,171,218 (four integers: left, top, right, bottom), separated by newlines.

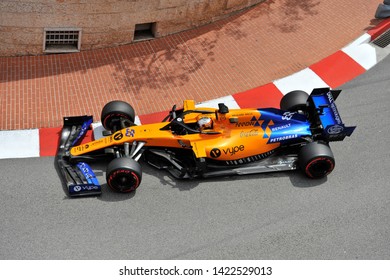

280,90,309,112
298,142,335,179
101,100,135,132
106,157,142,193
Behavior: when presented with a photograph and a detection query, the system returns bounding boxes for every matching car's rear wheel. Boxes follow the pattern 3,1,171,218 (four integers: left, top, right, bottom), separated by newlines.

299,141,335,179
106,157,142,192
280,90,309,112
101,100,135,132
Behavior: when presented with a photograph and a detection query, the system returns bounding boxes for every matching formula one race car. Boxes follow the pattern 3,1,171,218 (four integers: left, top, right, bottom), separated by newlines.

57,87,355,197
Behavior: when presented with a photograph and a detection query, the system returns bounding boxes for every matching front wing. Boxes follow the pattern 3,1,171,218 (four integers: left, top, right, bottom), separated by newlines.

56,115,101,197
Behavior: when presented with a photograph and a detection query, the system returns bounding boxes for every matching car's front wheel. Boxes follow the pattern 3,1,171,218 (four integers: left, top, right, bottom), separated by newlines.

101,100,135,132
106,157,142,192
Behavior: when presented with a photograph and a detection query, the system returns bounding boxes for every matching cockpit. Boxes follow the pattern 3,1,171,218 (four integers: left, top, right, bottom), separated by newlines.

160,101,229,135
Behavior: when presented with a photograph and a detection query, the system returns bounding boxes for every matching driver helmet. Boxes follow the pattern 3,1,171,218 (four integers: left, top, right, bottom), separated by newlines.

198,117,213,130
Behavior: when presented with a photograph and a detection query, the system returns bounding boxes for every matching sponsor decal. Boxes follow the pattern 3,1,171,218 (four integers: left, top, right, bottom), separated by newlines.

235,116,263,127
76,162,100,187
240,129,259,138
269,134,298,143
77,162,94,180
271,123,291,132
277,159,295,165
71,185,100,192
330,103,342,124
210,148,221,158
235,120,256,127
327,125,344,135
234,115,276,139
223,145,244,156
91,139,104,147
327,92,342,124
75,146,84,152
281,112,296,121
125,128,135,137
327,91,335,103
113,132,123,141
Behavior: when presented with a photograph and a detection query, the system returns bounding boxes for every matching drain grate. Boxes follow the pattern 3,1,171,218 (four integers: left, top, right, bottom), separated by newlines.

372,28,390,48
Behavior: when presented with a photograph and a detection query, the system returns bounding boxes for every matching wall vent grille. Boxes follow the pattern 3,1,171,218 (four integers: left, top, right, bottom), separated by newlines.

133,23,156,42
44,28,82,53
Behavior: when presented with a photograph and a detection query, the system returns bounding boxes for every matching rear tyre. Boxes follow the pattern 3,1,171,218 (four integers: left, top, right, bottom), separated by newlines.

101,101,135,132
280,90,309,112
299,142,335,179
106,157,142,192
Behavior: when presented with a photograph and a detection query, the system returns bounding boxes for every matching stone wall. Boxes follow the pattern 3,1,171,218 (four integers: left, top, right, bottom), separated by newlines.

0,0,265,56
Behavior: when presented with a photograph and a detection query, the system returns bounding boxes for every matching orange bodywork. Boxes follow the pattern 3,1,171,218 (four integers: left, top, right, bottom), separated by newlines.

70,100,281,161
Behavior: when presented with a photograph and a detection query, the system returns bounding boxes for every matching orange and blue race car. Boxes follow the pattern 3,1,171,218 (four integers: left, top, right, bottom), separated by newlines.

56,87,355,197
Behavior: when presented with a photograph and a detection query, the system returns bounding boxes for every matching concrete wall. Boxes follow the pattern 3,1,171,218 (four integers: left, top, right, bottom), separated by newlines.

0,0,265,56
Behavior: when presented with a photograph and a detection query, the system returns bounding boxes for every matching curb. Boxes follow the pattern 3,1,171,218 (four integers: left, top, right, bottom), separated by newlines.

1,18,390,159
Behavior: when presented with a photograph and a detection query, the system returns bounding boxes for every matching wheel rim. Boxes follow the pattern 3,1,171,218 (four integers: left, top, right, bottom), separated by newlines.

306,157,334,178
108,169,140,192
103,113,132,131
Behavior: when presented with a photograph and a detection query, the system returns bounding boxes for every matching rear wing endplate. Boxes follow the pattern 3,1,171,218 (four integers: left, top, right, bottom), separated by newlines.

309,88,356,141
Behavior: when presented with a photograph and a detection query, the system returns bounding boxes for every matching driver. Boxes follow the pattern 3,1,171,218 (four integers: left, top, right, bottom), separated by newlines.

197,117,213,130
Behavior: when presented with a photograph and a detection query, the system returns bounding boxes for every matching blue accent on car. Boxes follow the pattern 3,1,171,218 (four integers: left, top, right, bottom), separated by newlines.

71,117,93,147
309,89,355,140
311,91,343,129
258,108,312,145
76,162,100,186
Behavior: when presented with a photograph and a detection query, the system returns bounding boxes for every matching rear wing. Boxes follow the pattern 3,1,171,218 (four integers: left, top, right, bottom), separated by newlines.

308,88,356,141
56,115,101,197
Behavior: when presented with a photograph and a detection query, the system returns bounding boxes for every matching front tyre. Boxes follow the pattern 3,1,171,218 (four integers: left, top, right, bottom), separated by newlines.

101,100,135,132
299,142,335,179
106,157,142,192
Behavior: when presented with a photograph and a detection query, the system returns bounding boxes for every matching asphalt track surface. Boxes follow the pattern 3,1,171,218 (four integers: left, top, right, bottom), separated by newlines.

1,56,390,260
